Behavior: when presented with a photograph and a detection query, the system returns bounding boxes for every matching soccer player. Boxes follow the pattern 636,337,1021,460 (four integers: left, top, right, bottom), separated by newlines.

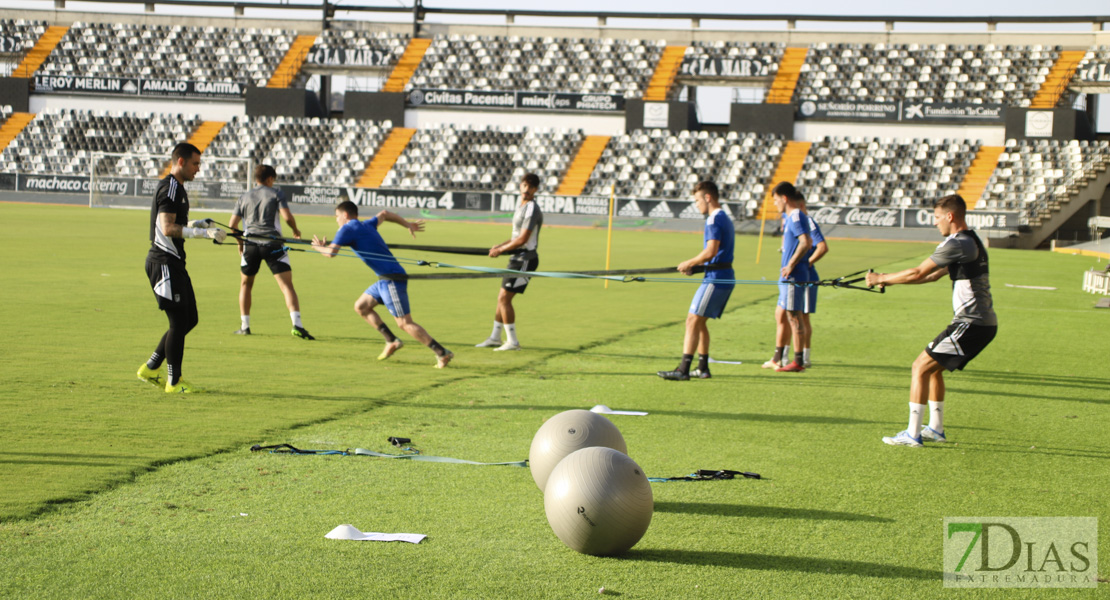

866,194,998,447
228,164,313,340
657,181,735,381
136,142,227,393
311,201,453,368
763,192,828,369
475,172,543,352
771,182,812,373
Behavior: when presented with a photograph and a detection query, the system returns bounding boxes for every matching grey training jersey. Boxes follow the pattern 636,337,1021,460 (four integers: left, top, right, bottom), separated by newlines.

929,230,997,326
510,199,542,256
233,185,289,238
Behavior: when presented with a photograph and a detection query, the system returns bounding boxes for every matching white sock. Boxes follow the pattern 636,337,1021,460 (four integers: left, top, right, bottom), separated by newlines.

782,346,789,361
802,348,811,363
241,315,250,330
291,311,303,328
490,321,503,341
908,403,925,438
505,323,518,345
928,401,944,433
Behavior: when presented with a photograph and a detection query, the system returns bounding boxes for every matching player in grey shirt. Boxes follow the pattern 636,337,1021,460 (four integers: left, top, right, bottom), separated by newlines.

476,173,543,351
228,164,314,340
866,194,998,447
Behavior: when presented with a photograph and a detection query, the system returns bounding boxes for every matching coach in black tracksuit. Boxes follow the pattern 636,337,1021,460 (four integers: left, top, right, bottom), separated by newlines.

136,142,225,394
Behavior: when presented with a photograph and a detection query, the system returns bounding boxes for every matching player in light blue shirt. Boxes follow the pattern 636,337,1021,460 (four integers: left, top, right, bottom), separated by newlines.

771,182,812,372
312,201,453,368
658,181,735,381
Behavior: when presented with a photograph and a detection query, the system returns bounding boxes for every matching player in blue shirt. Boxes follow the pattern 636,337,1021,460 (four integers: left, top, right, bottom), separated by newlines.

762,191,829,370
771,182,812,372
311,201,453,368
658,181,735,381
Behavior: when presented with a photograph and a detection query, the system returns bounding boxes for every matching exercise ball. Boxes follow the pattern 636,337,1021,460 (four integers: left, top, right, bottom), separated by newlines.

529,409,626,491
544,446,653,556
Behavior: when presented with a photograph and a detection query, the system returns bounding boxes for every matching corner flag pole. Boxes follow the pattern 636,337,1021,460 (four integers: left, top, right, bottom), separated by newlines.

605,184,615,289
755,191,769,264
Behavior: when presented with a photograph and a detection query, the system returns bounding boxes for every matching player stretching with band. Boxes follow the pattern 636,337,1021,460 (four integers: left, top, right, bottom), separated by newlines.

229,164,313,340
866,194,998,447
476,173,543,352
657,181,735,381
137,142,227,393
312,201,453,368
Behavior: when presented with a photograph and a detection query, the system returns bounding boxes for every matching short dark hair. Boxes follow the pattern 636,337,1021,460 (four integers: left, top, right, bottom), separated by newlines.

171,142,201,162
692,180,719,199
934,194,966,217
255,164,277,183
336,200,358,218
523,173,540,189
771,181,802,201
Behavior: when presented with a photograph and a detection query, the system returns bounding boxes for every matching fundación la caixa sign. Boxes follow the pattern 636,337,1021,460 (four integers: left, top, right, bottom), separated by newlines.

943,517,1098,588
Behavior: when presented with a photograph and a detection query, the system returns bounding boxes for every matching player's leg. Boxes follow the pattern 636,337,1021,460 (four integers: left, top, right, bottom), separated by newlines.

237,273,255,334
356,286,403,359
494,289,520,350
139,259,170,386
477,294,505,347
493,255,533,351
764,305,791,368
163,268,199,392
661,283,729,380
268,249,311,340
394,313,453,368
776,309,806,371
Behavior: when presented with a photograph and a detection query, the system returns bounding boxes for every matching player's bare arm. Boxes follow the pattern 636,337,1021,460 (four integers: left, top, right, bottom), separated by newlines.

280,207,301,239
490,229,532,258
867,258,947,287
376,210,424,238
679,239,720,275
310,235,340,257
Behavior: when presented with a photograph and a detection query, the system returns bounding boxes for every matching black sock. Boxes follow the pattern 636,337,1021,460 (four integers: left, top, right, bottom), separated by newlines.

377,323,397,343
697,354,710,373
794,352,804,366
147,350,164,370
428,339,448,357
773,346,784,363
677,354,693,374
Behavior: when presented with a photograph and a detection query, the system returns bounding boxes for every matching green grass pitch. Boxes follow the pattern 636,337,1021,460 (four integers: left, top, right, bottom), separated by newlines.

0,201,1106,598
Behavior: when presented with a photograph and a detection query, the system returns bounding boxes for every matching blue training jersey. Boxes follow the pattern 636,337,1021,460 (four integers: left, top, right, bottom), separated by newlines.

702,208,735,283
780,208,812,279
803,213,825,280
332,217,406,277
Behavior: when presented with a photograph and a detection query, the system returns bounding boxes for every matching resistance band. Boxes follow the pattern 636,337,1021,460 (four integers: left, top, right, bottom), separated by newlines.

648,469,763,482
250,443,527,467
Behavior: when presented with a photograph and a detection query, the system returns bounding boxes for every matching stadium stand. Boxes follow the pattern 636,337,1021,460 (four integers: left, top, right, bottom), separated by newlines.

797,137,981,208
582,129,785,212
794,43,1061,105
380,124,584,193
36,23,295,87
980,139,1110,218
205,115,391,185
1,7,1107,248
409,35,664,96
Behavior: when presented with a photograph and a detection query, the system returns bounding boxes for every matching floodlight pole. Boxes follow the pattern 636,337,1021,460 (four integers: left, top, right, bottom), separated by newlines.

413,0,424,38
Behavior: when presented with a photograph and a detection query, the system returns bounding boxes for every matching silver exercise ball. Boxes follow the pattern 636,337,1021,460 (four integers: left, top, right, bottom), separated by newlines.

543,446,653,556
529,409,626,491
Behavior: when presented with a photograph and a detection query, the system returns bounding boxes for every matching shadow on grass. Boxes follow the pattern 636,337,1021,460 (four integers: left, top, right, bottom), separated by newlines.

621,548,938,580
951,442,1110,461
0,451,151,468
655,501,893,523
